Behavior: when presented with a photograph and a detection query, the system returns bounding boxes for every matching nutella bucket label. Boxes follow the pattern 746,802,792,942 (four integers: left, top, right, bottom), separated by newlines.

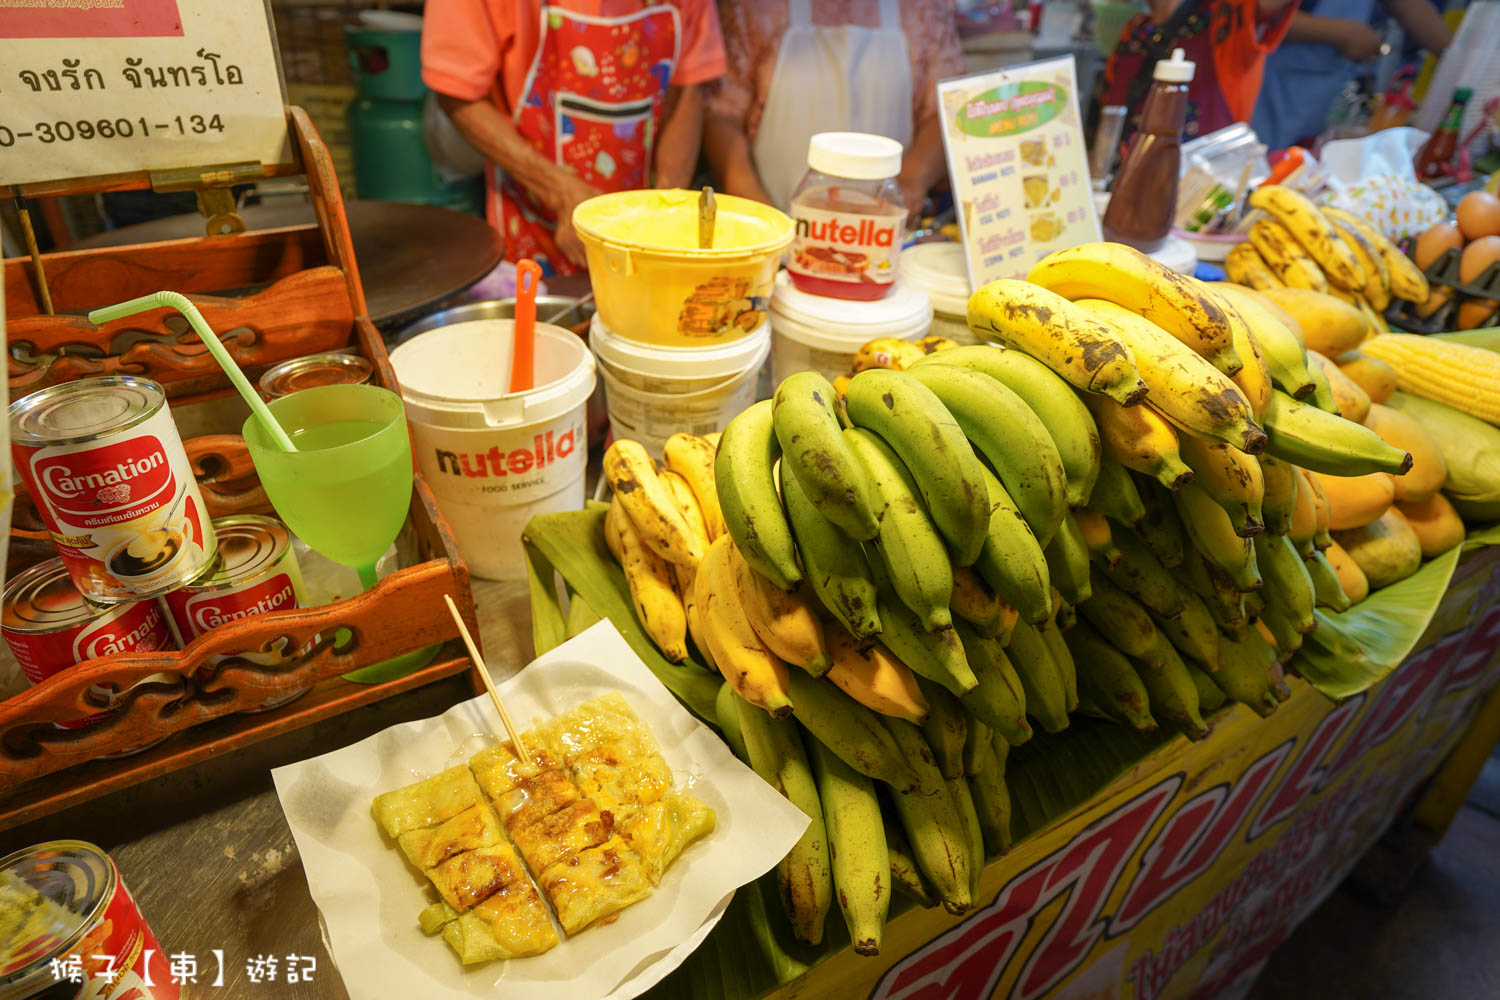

789,200,904,288
419,422,584,504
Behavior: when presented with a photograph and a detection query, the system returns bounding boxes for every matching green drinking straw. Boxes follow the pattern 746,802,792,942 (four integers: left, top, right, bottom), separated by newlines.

88,291,298,452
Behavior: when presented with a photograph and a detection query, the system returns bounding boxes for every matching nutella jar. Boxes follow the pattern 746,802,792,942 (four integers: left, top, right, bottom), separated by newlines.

788,132,906,301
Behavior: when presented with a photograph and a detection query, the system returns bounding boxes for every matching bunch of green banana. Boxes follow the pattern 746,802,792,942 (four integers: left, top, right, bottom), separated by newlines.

715,401,802,590
1100,529,1189,620
806,737,889,955
1133,634,1209,739
882,718,974,914
1253,532,1318,635
954,621,1033,747
784,667,918,791
1064,622,1157,733
780,463,883,641
774,371,881,540
971,464,1053,626
1006,619,1071,734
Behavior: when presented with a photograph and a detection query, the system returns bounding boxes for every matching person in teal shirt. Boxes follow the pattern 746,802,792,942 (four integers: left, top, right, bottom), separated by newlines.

1251,0,1452,150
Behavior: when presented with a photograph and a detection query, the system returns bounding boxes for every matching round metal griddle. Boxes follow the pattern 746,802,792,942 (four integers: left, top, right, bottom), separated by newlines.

73,200,504,330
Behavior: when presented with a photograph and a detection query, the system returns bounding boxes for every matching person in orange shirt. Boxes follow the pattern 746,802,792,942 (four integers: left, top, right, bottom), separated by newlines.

423,0,728,275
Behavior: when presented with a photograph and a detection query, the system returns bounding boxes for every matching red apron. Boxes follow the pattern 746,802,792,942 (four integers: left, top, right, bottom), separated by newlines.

491,3,681,275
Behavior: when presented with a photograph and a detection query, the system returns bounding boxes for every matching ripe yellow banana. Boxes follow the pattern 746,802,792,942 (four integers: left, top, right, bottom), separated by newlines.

1324,215,1391,310
1222,295,1275,421
1321,207,1428,303
1302,468,1334,549
1027,242,1243,375
965,278,1149,405
697,536,792,716
1074,298,1265,453
661,470,712,661
824,628,930,724
1072,507,1122,568
1248,186,1363,290
1225,241,1282,291
1286,466,1317,557
729,541,833,677
1249,220,1327,292
1205,282,1319,401
1085,394,1194,491
1177,434,1265,537
663,433,726,541
608,496,689,662
605,439,704,566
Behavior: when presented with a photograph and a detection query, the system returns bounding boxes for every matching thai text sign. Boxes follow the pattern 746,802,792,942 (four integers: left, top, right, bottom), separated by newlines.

0,0,291,185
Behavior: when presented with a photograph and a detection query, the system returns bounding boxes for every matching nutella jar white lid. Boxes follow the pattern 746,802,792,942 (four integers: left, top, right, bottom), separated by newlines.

807,132,904,180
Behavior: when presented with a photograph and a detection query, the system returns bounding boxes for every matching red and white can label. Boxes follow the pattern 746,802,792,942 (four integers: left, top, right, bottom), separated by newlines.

74,863,179,1000
163,572,300,663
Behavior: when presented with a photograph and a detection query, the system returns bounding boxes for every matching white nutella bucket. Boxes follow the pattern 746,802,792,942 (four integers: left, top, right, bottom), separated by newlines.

390,321,595,581
899,242,979,345
769,271,932,384
591,316,770,456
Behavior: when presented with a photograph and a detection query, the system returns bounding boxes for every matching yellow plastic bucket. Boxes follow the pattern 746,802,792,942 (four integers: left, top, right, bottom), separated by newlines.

572,190,794,348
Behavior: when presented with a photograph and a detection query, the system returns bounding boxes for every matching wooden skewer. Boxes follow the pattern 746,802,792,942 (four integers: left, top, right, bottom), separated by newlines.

443,594,531,765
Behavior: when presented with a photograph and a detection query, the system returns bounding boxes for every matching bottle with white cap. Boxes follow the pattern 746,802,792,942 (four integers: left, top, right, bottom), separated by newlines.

787,131,907,301
1102,47,1195,253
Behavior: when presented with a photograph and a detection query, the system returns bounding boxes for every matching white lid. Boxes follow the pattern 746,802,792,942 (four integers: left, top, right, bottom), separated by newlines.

808,132,904,181
897,243,973,317
590,315,771,379
770,272,932,350
1154,48,1195,83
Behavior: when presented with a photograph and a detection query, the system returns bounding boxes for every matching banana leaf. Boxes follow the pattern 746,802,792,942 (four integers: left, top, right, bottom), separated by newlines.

521,506,721,723
524,543,568,657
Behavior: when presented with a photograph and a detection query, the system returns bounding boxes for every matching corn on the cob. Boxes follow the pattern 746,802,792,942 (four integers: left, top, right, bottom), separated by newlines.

1359,333,1500,425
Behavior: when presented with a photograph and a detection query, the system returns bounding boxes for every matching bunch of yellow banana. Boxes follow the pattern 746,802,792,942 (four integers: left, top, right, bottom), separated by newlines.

1225,186,1429,329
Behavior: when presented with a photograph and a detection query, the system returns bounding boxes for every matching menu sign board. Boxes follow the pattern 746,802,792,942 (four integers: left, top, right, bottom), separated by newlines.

937,56,1101,288
0,0,292,186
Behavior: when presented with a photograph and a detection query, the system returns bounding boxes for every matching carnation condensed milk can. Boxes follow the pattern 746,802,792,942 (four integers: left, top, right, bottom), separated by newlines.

10,376,216,604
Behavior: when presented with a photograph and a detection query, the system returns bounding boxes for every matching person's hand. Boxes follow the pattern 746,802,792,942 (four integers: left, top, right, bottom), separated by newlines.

1339,23,1384,61
542,171,603,270
899,176,930,225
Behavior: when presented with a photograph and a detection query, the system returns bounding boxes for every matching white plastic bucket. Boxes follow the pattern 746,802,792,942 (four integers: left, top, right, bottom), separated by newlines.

390,320,596,581
899,242,980,345
769,271,932,384
591,316,770,456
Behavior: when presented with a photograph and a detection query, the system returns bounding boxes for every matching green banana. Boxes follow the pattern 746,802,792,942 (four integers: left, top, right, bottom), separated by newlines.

774,371,881,540
884,810,938,907
969,740,1013,856
1135,635,1209,739
1243,588,1267,620
1080,568,1165,664
1102,528,1189,620
950,566,1013,641
736,696,832,945
1262,391,1413,477
908,364,1067,546
882,719,973,914
1183,659,1228,713
1090,456,1148,527
1303,356,1340,415
1174,481,1263,592
1065,622,1157,733
1257,604,1306,657
1259,454,1299,535
1007,619,1070,734
1304,549,1353,611
916,677,968,780
948,775,987,901
1149,585,1222,668
806,736,890,956
785,668,918,791
846,427,954,632
953,621,1032,746
780,463,882,641
1175,548,1248,636
844,369,992,564
962,715,993,778
1135,479,1189,569
971,463,1053,625
1044,512,1093,605
1038,619,1079,713
716,400,802,590
875,588,977,696
1254,533,1317,634
1212,629,1281,717
911,345,1102,507
716,681,748,759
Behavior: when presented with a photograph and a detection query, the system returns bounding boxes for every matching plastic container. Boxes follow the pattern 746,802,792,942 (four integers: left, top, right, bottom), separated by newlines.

769,271,932,384
787,132,906,301
389,320,595,581
591,316,771,456
572,190,793,348
898,242,977,344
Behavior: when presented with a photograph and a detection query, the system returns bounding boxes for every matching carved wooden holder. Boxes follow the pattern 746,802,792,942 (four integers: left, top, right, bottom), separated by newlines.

0,109,480,831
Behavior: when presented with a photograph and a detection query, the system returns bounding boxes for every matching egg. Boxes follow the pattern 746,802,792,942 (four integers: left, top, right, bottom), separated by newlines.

1457,191,1500,241
1415,222,1464,270
1458,235,1500,284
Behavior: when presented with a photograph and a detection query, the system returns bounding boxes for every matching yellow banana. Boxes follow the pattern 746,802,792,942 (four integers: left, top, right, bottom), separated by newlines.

697,536,793,716
1027,242,1243,375
1248,186,1363,290
1173,481,1262,592
824,628,930,725
1249,220,1328,292
1177,435,1265,537
728,541,833,677
1206,282,1319,401
605,439,704,566
1324,215,1391,310
1074,298,1265,453
950,566,1018,644
1287,467,1318,556
1302,468,1334,549
1321,207,1428,303
609,496,689,662
965,278,1149,405
853,337,927,373
661,470,712,661
1072,507,1122,568
1084,395,1194,491
663,433,726,541
1225,241,1282,291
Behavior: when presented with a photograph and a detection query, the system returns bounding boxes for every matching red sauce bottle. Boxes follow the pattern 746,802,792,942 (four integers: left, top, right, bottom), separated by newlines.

788,133,907,301
1102,48,1194,253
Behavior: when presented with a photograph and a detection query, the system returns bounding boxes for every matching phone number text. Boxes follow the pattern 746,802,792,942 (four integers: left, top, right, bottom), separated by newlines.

0,114,225,147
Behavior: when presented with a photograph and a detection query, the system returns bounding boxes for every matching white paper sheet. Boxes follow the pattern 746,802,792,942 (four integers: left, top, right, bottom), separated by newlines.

272,622,809,1000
